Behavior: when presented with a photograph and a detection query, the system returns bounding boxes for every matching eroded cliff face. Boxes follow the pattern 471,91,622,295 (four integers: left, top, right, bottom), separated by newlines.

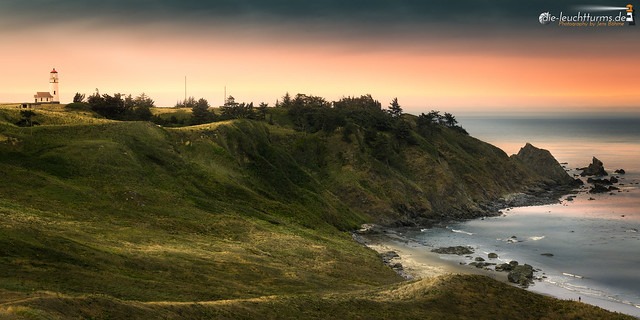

191,121,575,227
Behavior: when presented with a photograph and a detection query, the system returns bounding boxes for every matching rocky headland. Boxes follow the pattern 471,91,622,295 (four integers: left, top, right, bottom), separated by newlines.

359,143,591,289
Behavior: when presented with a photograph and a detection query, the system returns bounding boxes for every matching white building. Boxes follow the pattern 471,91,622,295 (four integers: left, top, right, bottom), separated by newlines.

34,92,54,103
33,68,59,104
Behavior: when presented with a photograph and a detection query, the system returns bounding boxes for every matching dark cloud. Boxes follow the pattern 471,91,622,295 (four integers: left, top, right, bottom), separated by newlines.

2,0,635,40
0,0,611,28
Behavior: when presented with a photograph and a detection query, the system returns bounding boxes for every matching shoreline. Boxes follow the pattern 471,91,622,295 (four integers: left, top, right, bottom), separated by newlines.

355,220,640,318
355,230,508,283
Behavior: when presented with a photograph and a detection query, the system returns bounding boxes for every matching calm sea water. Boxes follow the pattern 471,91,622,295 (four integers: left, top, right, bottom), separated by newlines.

407,116,640,316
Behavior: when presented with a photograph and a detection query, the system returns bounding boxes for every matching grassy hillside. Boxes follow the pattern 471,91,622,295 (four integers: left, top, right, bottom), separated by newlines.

1,275,632,320
0,104,624,319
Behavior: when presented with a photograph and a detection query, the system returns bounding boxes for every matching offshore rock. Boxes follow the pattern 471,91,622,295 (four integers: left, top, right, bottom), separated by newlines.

587,178,612,185
580,157,608,177
589,185,619,194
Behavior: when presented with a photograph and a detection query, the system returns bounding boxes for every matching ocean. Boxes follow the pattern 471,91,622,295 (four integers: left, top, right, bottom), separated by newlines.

404,116,640,317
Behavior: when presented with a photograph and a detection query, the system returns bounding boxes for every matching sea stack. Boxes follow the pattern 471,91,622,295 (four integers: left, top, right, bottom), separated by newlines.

511,143,577,185
580,157,608,177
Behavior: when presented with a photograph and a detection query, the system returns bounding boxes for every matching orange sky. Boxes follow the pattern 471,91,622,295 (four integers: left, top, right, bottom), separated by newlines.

1,6,639,115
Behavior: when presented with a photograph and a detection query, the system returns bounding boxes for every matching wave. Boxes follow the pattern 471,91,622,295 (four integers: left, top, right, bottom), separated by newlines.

529,236,546,241
562,272,584,279
451,229,474,236
545,278,640,310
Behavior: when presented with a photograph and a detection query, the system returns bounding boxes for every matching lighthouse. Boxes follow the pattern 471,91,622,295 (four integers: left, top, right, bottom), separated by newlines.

49,68,59,103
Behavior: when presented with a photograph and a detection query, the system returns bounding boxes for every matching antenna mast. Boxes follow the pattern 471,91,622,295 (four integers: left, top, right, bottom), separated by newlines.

184,76,186,102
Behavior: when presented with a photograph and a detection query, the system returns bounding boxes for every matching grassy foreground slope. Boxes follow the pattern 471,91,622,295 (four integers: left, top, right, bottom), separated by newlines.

0,105,629,319
1,275,631,320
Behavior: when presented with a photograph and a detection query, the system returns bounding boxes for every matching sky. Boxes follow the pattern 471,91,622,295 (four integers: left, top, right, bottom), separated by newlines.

1,0,639,115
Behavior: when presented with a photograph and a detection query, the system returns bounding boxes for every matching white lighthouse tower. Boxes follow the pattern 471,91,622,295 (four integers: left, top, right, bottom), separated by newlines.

49,68,59,103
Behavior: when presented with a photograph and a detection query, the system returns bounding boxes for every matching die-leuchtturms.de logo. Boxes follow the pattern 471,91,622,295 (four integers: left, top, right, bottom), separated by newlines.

539,4,635,27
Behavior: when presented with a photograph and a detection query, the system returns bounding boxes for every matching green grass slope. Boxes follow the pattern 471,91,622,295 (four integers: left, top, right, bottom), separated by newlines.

0,107,399,303
0,105,623,319
0,275,632,320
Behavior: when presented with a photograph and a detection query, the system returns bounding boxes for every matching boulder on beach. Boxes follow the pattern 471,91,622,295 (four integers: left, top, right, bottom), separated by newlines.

508,264,535,287
380,251,400,264
541,253,554,257
390,263,403,270
475,257,485,262
580,157,608,177
495,263,513,272
511,143,578,185
488,253,498,259
431,246,474,255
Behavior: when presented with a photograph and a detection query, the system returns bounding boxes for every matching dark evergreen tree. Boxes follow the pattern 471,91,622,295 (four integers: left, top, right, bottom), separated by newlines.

257,102,268,120
73,93,85,103
191,98,213,124
443,112,457,127
16,110,38,127
281,92,292,108
387,97,403,118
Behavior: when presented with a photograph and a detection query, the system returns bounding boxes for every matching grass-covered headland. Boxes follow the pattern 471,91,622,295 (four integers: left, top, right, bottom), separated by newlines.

0,97,631,319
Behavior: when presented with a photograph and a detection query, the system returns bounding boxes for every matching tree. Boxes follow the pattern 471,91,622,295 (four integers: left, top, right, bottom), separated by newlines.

124,94,135,110
220,95,249,120
392,120,416,144
134,93,155,108
133,104,153,121
371,133,393,165
73,92,85,103
191,98,213,125
333,94,381,111
16,110,38,127
176,97,197,109
387,97,402,118
425,110,443,125
443,112,457,127
286,94,331,132
257,102,268,120
87,92,128,119
281,92,292,108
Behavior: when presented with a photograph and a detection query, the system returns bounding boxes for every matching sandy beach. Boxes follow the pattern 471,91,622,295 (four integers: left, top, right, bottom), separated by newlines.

357,230,509,283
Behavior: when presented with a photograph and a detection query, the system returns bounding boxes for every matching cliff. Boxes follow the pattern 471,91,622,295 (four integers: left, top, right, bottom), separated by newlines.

0,104,596,319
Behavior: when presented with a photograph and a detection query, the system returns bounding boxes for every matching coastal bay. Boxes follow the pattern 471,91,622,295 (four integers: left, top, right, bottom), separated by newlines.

360,116,640,318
